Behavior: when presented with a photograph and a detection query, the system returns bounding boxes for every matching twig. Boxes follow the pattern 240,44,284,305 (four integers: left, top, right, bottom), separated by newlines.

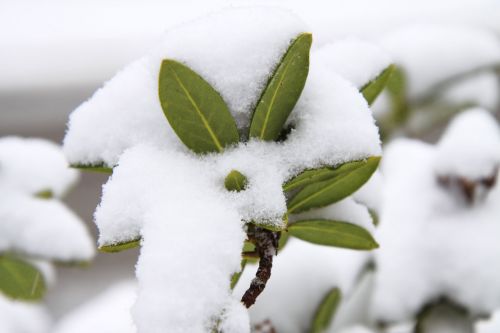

241,226,280,308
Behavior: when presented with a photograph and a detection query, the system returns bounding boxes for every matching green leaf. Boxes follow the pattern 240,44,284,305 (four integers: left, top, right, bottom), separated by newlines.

288,220,378,250
249,33,312,141
35,189,53,199
159,59,239,154
230,259,247,289
0,255,46,300
287,157,380,214
283,162,365,193
360,64,395,106
224,170,248,192
310,287,342,333
70,163,113,174
99,238,141,253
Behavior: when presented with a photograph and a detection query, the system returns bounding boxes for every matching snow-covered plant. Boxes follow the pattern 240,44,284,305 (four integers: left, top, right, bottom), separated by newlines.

372,24,500,139
64,8,387,332
372,108,500,332
0,137,94,332
0,137,94,300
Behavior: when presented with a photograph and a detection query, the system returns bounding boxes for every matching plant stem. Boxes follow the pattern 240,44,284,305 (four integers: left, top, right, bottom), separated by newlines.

241,226,280,308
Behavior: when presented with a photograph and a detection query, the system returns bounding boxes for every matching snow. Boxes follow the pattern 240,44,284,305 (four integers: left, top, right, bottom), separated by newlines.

434,108,500,180
372,119,500,322
234,199,373,333
0,295,51,333
0,137,78,198
65,6,381,332
0,137,94,263
53,281,137,333
236,238,371,333
292,197,375,233
440,72,499,111
379,24,500,99
476,309,500,333
0,190,95,262
312,39,392,89
338,325,375,333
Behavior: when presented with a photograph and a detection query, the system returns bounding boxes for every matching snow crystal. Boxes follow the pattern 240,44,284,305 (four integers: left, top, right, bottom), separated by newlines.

0,295,51,333
0,190,95,262
434,108,500,180
372,134,500,322
53,281,137,333
0,137,78,198
379,24,500,99
312,39,392,89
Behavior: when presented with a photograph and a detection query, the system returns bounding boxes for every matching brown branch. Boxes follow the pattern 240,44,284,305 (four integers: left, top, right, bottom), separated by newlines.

241,226,280,308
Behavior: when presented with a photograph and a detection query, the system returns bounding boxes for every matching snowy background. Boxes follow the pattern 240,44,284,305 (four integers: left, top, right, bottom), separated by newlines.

1,0,500,330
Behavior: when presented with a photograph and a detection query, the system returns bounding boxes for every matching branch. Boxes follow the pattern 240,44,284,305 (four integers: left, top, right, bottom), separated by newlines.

241,226,280,308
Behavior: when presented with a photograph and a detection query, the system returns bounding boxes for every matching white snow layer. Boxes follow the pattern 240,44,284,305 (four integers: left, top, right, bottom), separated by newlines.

312,39,392,89
372,111,500,322
476,309,500,333
379,24,500,99
0,190,95,262
235,199,373,333
0,295,51,333
434,108,500,180
0,137,94,263
53,281,137,333
0,137,78,197
66,7,381,332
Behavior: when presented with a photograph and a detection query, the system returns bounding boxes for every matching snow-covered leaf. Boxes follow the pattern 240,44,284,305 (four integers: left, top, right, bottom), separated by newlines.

287,157,380,213
0,255,46,300
310,287,342,333
159,59,239,154
99,238,141,253
230,260,247,290
70,163,113,174
249,33,312,141
360,64,395,106
224,170,248,192
288,220,378,250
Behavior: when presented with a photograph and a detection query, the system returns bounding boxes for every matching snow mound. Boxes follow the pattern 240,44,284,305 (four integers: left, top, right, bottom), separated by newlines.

379,24,500,99
434,108,500,180
0,137,78,197
0,295,51,333
53,281,137,333
373,131,500,322
0,137,94,262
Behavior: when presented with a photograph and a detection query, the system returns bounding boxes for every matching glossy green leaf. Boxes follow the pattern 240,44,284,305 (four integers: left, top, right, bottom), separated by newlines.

159,59,239,154
310,287,342,333
249,33,312,141
99,238,141,253
224,170,248,192
287,157,380,214
70,163,113,174
0,255,46,300
360,64,395,106
288,220,378,250
283,161,368,193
